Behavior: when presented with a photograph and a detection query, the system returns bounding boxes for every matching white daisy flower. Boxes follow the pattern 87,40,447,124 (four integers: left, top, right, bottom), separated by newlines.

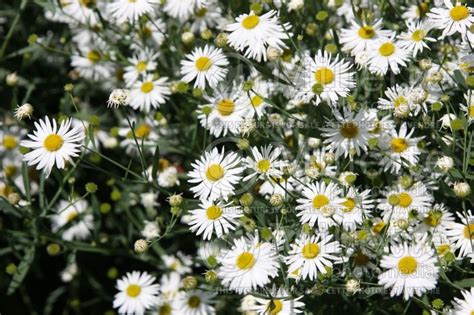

295,50,355,105
402,3,429,21
378,123,424,173
450,287,474,314
20,116,84,178
51,199,93,241
137,19,166,46
378,243,439,300
243,79,272,118
295,181,343,230
187,200,242,240
113,271,160,315
188,147,244,201
368,38,409,75
427,0,474,38
218,233,279,293
306,146,337,178
180,45,229,89
226,10,292,62
162,252,193,274
285,234,342,281
108,0,156,23
174,290,216,315
250,287,305,314
320,108,374,158
378,84,419,118
414,203,455,235
71,43,112,81
158,166,180,188
460,93,474,122
339,20,391,56
243,145,283,181
190,0,225,33
123,49,159,87
62,0,100,25
336,187,375,231
446,210,474,260
259,175,296,197
397,22,436,58
163,0,203,23
158,272,181,303
129,74,171,112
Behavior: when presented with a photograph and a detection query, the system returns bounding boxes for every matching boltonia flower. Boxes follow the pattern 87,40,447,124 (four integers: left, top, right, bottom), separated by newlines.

427,0,474,38
175,290,216,315
378,84,419,118
71,43,111,81
339,20,391,55
320,108,374,158
51,199,93,241
108,0,156,23
460,93,474,122
180,45,229,89
446,210,474,260
397,22,436,58
226,10,292,62
123,49,159,87
21,116,84,178
368,38,409,75
188,147,244,201
285,234,342,281
378,243,439,300
163,0,203,22
129,75,171,112
450,287,474,314
243,145,283,181
336,187,375,231
218,233,279,293
250,287,305,314
113,271,160,315
187,200,243,240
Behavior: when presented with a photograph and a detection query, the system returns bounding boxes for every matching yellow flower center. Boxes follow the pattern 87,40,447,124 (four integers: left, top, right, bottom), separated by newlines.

391,138,408,153
397,256,417,275
398,192,413,208
242,15,260,29
256,159,271,173
43,134,64,152
87,50,101,63
195,7,208,17
416,3,429,17
236,252,256,269
4,165,17,177
312,194,329,209
468,105,474,117
188,296,201,308
341,198,356,212
159,304,172,315
2,135,17,150
423,210,443,227
463,223,474,239
251,95,264,107
314,67,335,85
301,242,320,259
135,123,151,138
126,284,141,297
411,30,425,42
66,211,78,222
393,96,407,108
379,42,395,57
267,300,283,315
206,205,223,220
195,56,213,71
217,98,235,116
205,163,224,181
80,0,95,8
136,61,147,72
354,251,369,266
358,25,375,39
142,26,152,38
450,5,469,21
436,244,450,256
339,122,359,138
140,81,154,93
372,221,386,234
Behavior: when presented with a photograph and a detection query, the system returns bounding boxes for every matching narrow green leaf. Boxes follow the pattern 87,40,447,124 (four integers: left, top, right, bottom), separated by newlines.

151,144,160,180
454,278,474,288
7,246,35,295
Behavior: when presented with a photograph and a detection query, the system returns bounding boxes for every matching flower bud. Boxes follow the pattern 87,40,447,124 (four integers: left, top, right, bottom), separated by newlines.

453,182,471,198
134,239,148,254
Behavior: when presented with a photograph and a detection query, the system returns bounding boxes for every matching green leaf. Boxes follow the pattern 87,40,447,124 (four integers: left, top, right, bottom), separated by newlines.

151,144,160,180
7,246,35,295
21,162,31,202
453,70,467,89
454,278,474,287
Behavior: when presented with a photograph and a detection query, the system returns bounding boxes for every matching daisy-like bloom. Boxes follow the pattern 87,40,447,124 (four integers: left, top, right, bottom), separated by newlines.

378,84,418,118
61,0,100,25
107,89,130,108
460,93,474,123
71,44,111,81
367,38,409,75
446,210,474,260
20,116,84,178
180,45,229,89
158,272,181,304
197,89,249,137
413,203,455,235
450,287,474,314
250,287,305,315
108,0,156,23
320,108,373,158
243,79,272,119
218,233,279,293
158,165,180,188
188,147,244,201
259,174,296,197
226,10,291,62
285,234,342,281
113,271,160,315
378,123,424,173
51,199,93,241
163,0,203,22
402,2,430,21
187,200,242,240
306,146,337,178
336,187,374,231
295,50,355,105
427,0,474,38
162,252,193,275
123,49,159,86
190,0,225,33
129,74,170,112
243,145,283,181
295,181,343,230
397,22,436,58
378,243,439,300
339,20,391,56
174,290,216,315
378,182,433,220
